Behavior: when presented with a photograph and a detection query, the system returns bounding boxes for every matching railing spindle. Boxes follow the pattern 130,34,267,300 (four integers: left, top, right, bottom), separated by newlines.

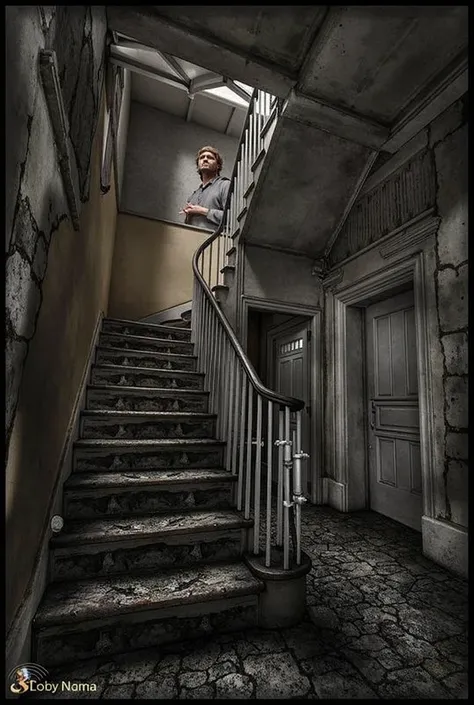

265,400,273,567
244,381,253,520
225,353,236,471
253,394,262,555
277,409,284,546
283,406,291,570
237,374,247,511
231,363,240,475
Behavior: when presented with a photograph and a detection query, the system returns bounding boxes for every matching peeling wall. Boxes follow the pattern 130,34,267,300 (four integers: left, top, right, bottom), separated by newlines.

329,95,468,529
6,6,116,634
108,214,210,320
121,101,238,225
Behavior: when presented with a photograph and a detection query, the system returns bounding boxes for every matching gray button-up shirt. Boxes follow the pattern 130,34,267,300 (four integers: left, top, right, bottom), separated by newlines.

185,176,230,230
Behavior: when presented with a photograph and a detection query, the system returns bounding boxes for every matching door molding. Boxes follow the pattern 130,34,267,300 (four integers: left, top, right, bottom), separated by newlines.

240,296,323,504
327,252,437,519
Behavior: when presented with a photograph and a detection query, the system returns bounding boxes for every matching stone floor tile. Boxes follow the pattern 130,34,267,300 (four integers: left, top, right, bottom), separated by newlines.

135,677,178,699
215,673,255,699
442,670,469,698
378,666,452,698
102,683,135,698
243,653,311,698
312,672,379,699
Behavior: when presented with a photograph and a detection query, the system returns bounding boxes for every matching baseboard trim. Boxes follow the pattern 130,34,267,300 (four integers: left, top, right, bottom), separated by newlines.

422,515,468,578
6,310,104,674
322,478,347,512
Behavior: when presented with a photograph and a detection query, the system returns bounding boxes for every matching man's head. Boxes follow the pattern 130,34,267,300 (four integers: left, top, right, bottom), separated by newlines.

196,146,223,179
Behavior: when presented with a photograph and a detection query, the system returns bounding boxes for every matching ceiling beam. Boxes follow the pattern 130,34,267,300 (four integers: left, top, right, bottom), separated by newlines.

189,72,226,95
157,50,191,84
225,107,236,135
186,96,195,122
109,50,188,91
106,6,295,98
225,79,251,104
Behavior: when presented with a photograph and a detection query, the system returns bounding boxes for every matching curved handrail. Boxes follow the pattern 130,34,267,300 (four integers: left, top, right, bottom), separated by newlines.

192,218,304,413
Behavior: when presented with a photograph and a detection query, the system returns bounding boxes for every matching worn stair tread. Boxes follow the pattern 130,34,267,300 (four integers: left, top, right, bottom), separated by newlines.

64,468,237,490
81,410,215,419
34,561,264,629
75,438,224,448
87,384,208,396
51,509,252,546
104,318,192,336
100,332,193,347
96,345,197,360
92,363,203,378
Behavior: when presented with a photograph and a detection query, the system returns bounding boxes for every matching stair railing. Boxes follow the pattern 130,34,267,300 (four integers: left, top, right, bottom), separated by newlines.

191,88,308,569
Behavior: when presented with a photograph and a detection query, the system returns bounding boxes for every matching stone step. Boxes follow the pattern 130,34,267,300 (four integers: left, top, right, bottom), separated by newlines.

73,438,225,473
102,317,192,341
80,410,215,440
99,332,194,355
63,468,237,519
90,364,204,390
161,318,191,328
33,561,263,667
50,510,250,581
95,346,197,371
86,385,209,413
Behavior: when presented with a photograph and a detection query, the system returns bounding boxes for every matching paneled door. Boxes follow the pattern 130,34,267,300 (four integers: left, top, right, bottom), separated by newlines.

366,290,422,531
273,323,310,493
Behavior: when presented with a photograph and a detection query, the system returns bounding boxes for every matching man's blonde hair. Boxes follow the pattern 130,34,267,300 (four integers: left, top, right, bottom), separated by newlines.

196,146,223,177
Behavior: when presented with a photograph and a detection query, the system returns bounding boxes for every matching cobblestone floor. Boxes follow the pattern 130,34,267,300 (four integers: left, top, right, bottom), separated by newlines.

29,506,468,699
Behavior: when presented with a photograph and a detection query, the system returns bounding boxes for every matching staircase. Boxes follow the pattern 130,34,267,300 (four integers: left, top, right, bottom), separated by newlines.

32,314,264,668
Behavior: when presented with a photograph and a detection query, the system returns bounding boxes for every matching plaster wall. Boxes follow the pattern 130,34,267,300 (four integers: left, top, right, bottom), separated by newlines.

108,214,210,320
243,245,323,308
121,101,239,224
6,7,116,634
325,96,467,534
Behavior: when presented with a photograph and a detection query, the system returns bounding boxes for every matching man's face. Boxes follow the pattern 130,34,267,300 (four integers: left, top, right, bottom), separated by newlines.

198,151,218,175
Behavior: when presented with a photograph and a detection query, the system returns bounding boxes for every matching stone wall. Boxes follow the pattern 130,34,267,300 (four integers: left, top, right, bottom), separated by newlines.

6,6,107,457
6,7,116,636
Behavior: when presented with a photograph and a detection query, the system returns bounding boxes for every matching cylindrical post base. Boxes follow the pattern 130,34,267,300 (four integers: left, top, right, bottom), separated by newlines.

245,549,312,629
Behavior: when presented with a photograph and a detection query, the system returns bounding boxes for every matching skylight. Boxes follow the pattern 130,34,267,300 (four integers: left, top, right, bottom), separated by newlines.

204,86,250,108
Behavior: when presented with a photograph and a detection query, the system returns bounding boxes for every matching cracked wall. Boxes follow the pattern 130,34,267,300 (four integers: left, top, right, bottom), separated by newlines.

329,95,468,529
6,6,117,636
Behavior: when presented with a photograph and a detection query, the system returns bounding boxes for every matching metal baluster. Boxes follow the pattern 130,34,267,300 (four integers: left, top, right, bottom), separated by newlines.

214,327,224,435
231,363,240,475
208,314,217,407
295,410,303,565
225,352,236,471
236,161,241,229
208,240,213,289
219,337,229,440
244,127,249,195
265,400,273,567
216,231,221,288
283,407,291,570
237,374,247,510
253,94,258,169
253,394,262,554
244,381,253,520
248,111,254,182
277,408,284,546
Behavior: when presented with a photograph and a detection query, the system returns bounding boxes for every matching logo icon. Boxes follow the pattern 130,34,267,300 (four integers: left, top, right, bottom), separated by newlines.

8,663,49,695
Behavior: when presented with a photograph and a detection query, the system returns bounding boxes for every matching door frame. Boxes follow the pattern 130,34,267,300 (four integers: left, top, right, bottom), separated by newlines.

241,295,323,504
325,251,436,519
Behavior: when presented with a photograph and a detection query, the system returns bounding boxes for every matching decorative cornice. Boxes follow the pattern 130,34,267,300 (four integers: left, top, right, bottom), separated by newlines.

322,268,344,291
379,215,440,259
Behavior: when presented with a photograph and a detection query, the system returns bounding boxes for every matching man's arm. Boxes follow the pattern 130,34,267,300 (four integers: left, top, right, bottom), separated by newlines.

206,179,230,226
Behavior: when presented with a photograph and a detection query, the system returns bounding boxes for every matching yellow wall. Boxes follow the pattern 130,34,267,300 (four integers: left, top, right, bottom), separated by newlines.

108,214,211,320
6,98,118,631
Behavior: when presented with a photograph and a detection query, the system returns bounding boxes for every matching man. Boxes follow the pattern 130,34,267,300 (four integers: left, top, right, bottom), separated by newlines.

181,146,230,230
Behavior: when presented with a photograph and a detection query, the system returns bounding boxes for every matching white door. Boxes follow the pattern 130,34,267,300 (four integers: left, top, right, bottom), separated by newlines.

366,290,422,531
272,323,310,493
